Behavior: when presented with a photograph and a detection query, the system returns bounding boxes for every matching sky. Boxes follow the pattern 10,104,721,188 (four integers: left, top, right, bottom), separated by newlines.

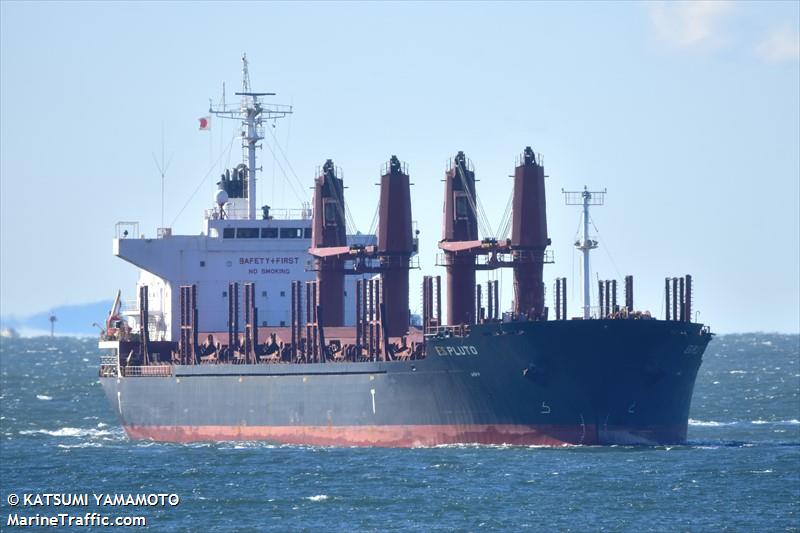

1,1,798,334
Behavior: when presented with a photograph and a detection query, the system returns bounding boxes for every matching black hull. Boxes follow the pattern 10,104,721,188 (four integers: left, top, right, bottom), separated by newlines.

100,320,710,446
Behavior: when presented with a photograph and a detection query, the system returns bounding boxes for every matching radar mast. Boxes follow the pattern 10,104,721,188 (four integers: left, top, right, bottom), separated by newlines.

209,54,292,219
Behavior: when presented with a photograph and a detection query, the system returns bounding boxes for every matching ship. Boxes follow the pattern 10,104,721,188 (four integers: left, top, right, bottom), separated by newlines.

97,56,712,446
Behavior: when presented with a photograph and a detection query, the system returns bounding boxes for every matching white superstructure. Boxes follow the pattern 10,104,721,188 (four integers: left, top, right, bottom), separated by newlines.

113,56,372,341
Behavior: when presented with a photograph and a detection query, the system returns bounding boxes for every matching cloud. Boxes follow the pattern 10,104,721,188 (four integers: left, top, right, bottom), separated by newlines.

649,1,733,49
755,26,800,63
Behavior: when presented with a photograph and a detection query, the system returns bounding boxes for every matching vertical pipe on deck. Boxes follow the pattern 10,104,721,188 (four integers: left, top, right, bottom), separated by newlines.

191,285,198,364
179,286,185,363
305,281,311,361
665,278,671,321
597,280,605,318
361,279,368,350
625,275,633,312
435,276,442,327
180,286,185,364
232,282,239,351
243,283,251,361
476,284,483,324
422,276,432,332
312,282,318,363
298,281,304,360
228,283,234,356
250,283,258,362
290,281,297,360
672,278,678,323
611,279,617,314
356,279,362,353
685,275,693,323
367,279,375,359
139,285,150,365
316,304,326,362
375,279,383,360
555,279,561,321
679,276,685,323
487,280,494,321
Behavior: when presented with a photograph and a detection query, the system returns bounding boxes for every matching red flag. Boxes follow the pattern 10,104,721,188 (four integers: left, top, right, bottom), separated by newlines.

198,116,211,130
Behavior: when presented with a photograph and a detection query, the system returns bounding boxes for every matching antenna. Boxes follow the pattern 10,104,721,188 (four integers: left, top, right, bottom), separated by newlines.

152,123,173,232
563,186,606,319
208,53,292,220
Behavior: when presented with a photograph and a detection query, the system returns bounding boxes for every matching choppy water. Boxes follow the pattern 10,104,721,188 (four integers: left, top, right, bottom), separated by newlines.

1,334,798,532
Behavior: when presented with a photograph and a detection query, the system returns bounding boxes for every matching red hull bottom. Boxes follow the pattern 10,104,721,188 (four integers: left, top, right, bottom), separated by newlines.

123,424,688,446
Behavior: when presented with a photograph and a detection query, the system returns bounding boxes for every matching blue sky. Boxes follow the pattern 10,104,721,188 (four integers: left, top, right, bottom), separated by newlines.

1,1,798,333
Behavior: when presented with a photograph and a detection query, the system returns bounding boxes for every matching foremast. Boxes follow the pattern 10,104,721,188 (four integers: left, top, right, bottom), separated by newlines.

564,187,605,319
209,54,292,220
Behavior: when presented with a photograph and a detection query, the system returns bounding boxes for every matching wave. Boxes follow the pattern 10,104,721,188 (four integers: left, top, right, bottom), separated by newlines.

752,419,800,425
690,419,799,427
35,394,52,401
305,495,329,502
687,439,800,448
57,442,104,449
18,427,119,438
689,419,736,427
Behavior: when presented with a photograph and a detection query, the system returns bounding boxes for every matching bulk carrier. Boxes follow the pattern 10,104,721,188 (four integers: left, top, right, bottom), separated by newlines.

98,56,712,446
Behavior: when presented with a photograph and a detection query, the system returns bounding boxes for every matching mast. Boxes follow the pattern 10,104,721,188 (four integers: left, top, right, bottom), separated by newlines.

564,187,605,319
209,54,292,219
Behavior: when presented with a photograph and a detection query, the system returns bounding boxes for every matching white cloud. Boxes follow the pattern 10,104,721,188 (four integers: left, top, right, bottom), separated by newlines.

649,1,733,49
755,26,800,63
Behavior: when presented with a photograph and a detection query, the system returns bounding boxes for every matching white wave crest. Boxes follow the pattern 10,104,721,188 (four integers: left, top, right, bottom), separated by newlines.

57,442,103,449
689,419,735,427
305,495,329,502
36,395,52,401
19,427,117,438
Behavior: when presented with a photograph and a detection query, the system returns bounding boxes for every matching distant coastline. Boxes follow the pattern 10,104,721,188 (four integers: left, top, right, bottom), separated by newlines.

0,300,112,337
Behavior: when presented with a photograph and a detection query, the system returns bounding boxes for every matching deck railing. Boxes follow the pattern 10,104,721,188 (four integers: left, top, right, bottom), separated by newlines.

122,365,173,378
424,324,470,338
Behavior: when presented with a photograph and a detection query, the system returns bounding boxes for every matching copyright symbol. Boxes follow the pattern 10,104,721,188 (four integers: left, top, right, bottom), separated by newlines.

7,493,19,506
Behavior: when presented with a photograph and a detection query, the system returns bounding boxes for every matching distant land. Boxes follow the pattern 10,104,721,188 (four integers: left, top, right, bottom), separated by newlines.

0,300,113,337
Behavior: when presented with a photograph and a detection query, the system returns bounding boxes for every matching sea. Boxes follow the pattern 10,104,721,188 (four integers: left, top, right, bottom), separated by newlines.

1,334,798,532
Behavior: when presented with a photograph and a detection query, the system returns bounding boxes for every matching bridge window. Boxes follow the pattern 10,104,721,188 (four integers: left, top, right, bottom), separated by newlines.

280,227,304,239
237,228,259,238
261,228,278,238
223,228,235,239
304,227,312,238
